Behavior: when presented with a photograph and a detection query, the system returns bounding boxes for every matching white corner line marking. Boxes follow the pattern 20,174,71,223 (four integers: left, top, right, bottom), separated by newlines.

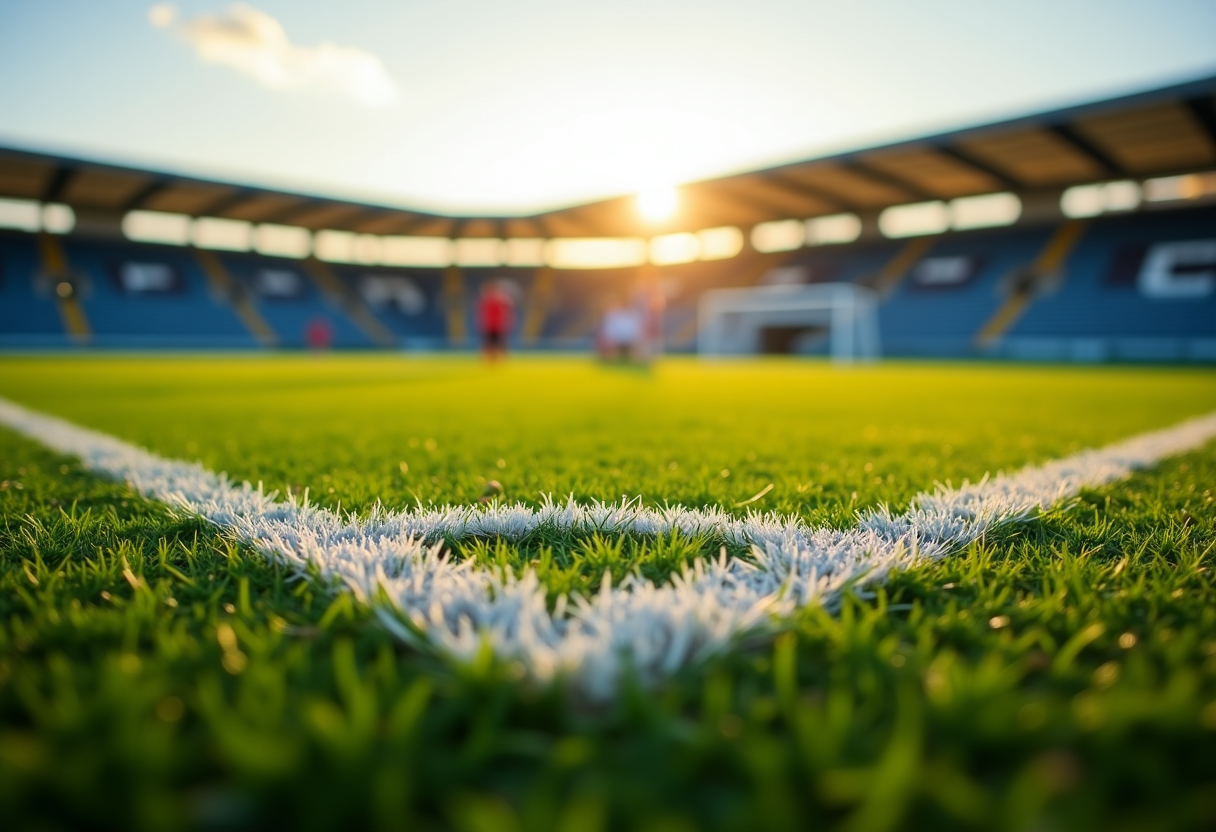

2,396,1215,699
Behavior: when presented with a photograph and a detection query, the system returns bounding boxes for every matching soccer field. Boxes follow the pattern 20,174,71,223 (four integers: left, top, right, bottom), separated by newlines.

2,355,1215,831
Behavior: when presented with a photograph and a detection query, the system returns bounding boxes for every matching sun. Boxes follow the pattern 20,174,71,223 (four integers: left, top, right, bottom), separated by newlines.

637,185,678,221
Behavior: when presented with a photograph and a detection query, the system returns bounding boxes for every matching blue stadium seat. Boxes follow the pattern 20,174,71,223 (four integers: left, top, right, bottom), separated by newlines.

64,238,255,348
878,226,1052,357
786,239,906,285
324,263,448,345
1010,208,1216,358
0,232,64,343
217,253,377,348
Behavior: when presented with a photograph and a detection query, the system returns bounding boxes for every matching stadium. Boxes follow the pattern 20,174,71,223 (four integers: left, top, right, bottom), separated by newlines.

1,3,1215,830
3,75,1216,358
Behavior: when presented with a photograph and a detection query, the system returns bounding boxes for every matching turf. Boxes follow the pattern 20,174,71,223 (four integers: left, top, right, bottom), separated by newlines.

2,355,1215,594
1,354,1215,831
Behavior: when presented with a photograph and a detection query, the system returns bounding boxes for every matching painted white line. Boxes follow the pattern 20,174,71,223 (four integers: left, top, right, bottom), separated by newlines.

2,395,1215,699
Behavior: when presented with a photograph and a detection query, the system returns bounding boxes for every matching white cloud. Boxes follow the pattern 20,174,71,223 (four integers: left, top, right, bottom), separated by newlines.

147,3,177,28
150,3,399,108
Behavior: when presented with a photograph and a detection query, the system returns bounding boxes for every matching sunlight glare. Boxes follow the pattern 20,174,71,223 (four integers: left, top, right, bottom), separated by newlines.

637,186,678,221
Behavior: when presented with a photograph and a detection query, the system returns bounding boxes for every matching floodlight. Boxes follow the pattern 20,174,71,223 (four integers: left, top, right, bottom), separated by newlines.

41,203,75,234
123,210,191,245
254,224,311,259
751,220,805,252
0,198,42,232
193,217,253,251
650,233,700,265
546,238,647,269
381,236,453,267
878,202,949,238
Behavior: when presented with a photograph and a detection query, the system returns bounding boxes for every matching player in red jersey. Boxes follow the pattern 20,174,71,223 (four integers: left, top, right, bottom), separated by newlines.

478,280,515,361
304,315,333,352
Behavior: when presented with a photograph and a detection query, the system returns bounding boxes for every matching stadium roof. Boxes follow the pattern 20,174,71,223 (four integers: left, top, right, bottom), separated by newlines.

1,74,1213,239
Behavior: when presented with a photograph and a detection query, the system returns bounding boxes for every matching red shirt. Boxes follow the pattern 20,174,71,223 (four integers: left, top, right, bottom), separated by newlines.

479,290,514,332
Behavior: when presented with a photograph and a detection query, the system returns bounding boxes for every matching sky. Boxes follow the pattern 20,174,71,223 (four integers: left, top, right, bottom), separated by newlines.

0,0,1214,216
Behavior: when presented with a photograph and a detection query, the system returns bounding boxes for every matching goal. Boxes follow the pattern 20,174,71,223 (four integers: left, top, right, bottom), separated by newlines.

696,283,881,362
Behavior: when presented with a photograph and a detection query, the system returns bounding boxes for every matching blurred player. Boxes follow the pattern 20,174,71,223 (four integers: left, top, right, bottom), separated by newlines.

304,315,333,352
637,275,665,362
478,280,515,361
598,295,642,361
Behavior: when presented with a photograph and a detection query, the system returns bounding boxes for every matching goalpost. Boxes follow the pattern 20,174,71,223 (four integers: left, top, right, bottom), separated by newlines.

697,283,881,363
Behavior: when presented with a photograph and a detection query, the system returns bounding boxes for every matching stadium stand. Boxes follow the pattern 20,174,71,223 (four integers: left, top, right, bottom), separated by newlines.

876,225,1056,358
0,232,64,344
1001,206,1216,361
321,262,446,348
1,74,1214,359
39,235,256,348
216,253,376,349
2,203,1213,357
300,259,397,348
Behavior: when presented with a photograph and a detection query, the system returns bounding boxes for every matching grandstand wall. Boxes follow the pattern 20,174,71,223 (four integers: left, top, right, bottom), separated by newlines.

1,201,1212,360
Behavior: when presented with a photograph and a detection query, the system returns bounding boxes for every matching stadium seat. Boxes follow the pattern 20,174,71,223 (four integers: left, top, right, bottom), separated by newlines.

0,231,64,344
1007,206,1216,360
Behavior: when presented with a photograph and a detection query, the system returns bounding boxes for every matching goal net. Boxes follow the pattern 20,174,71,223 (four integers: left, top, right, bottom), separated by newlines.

697,283,881,363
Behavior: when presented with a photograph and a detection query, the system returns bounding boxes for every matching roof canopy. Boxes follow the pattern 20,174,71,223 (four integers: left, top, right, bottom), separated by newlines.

1,74,1213,239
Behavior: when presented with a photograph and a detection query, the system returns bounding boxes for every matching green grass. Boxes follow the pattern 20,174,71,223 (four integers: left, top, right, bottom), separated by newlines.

1,354,1215,831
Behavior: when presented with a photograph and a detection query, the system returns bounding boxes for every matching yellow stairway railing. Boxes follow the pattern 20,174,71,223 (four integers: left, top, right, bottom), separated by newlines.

975,220,1088,347
193,249,278,346
37,234,91,343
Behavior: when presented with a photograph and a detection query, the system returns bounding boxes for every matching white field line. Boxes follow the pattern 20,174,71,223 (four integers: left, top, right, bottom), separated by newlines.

2,396,1215,699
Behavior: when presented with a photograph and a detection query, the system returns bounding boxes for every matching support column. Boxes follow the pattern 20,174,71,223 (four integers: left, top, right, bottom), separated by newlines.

442,265,468,346
519,266,555,345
